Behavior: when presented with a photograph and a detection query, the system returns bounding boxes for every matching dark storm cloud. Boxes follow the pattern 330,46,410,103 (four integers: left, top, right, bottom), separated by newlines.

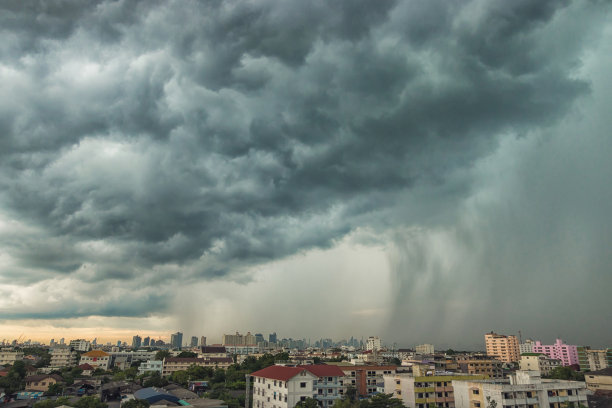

0,0,609,323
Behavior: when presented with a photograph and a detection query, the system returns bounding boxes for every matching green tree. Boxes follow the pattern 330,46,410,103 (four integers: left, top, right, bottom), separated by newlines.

486,396,497,408
74,396,108,408
170,370,189,387
121,400,151,408
365,393,405,408
143,372,168,388
34,397,71,408
155,350,171,361
295,398,319,408
545,367,584,381
45,382,65,396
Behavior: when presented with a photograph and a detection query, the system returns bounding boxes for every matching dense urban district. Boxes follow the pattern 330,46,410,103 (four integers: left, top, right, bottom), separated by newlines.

1,332,611,408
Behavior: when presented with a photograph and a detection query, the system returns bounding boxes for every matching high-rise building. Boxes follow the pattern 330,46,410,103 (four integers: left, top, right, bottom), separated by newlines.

484,332,520,362
255,333,265,344
170,332,183,349
532,339,578,367
132,335,142,349
191,336,198,347
222,331,257,346
578,347,612,372
59,338,65,345
269,332,277,344
519,339,535,354
200,336,207,347
366,336,382,351
143,336,150,347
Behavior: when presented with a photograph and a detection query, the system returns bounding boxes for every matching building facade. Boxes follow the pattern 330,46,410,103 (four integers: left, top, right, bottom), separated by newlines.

366,337,382,352
531,339,578,367
170,332,183,349
50,347,78,368
578,347,612,372
415,344,435,355
585,368,612,392
335,365,397,396
519,353,561,376
453,371,588,408
79,350,111,370
456,357,504,379
384,373,487,408
484,332,520,363
24,374,63,392
0,349,24,365
69,339,91,352
138,360,163,376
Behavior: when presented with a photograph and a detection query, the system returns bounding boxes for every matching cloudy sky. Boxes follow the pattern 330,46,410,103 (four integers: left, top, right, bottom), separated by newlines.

1,0,611,349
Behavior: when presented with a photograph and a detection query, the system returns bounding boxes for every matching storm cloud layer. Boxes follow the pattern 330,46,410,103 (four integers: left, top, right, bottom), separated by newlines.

0,0,611,345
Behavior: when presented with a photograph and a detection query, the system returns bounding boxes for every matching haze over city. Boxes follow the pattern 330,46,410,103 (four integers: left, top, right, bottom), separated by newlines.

1,0,612,350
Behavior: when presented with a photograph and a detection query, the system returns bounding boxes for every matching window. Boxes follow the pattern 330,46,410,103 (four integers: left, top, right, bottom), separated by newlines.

274,381,277,386
301,382,307,388
301,397,306,402
475,404,481,408
472,390,480,395
328,377,333,381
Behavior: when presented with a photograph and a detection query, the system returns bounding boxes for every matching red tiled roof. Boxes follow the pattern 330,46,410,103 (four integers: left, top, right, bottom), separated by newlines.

209,357,233,363
298,365,345,377
251,365,307,381
201,346,227,354
79,363,95,370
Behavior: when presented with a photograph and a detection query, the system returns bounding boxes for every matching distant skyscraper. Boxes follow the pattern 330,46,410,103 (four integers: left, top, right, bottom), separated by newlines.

117,340,121,347
269,332,277,344
143,336,150,347
200,336,207,347
132,335,142,348
255,333,265,344
170,332,183,349
92,338,97,346
60,338,65,345
191,336,198,347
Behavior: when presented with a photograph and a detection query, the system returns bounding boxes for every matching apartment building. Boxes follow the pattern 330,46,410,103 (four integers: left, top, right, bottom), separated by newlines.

335,365,397,396
252,366,315,408
519,340,535,354
453,371,588,408
79,350,111,370
223,332,257,346
585,368,612,392
519,353,561,376
531,339,578,367
384,373,487,408
366,337,382,352
50,347,78,368
484,332,520,363
416,344,435,355
69,339,91,352
0,349,24,365
456,356,504,379
162,356,233,376
251,365,345,408
578,347,612,372
199,346,229,359
138,360,163,376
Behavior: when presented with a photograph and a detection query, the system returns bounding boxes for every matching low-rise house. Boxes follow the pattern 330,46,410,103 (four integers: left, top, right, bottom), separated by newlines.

79,350,111,370
199,347,229,359
453,370,588,408
162,357,233,376
455,356,504,379
24,374,63,392
586,368,612,392
78,363,94,376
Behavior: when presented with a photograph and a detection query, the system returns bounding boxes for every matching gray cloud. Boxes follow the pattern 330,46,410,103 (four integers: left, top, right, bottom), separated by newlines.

0,0,610,341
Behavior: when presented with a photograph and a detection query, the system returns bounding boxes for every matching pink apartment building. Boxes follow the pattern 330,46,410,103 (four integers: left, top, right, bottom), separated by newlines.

532,338,578,366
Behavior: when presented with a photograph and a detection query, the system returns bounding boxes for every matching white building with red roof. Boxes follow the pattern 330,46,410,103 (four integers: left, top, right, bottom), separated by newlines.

251,365,346,408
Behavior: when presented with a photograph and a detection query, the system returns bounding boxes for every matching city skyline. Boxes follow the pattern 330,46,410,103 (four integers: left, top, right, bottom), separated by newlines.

1,1,611,349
